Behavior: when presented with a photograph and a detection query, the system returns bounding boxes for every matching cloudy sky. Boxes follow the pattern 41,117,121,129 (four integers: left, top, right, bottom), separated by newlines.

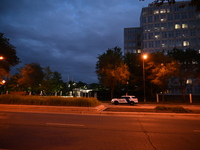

0,0,154,84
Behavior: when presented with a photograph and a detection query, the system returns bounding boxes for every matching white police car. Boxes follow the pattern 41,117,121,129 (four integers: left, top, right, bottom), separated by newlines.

111,95,138,105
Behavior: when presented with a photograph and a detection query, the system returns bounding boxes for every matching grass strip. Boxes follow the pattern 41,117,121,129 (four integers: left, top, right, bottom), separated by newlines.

0,95,101,107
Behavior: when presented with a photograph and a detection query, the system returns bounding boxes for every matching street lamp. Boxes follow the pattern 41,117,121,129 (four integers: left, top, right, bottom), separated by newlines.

2,80,6,84
142,54,148,102
0,56,4,60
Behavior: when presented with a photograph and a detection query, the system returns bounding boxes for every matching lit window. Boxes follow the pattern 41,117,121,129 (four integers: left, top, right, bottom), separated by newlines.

183,41,189,46
199,49,200,54
175,24,181,29
137,49,141,53
160,9,166,13
161,27,165,30
161,18,166,22
186,79,192,84
161,40,167,47
154,10,159,14
182,24,188,28
166,9,170,13
155,35,159,39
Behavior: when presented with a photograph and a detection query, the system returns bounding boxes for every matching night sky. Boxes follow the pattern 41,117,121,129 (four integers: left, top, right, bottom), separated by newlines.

1,0,156,83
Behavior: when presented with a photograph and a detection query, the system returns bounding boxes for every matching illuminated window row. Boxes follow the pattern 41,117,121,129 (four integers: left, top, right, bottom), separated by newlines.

141,13,200,24
142,2,197,16
175,24,188,29
124,49,141,54
143,30,197,40
143,40,192,48
143,23,192,31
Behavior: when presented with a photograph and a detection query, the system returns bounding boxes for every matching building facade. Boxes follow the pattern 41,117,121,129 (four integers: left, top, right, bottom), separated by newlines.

141,1,200,53
124,1,200,54
124,27,142,54
124,1,200,95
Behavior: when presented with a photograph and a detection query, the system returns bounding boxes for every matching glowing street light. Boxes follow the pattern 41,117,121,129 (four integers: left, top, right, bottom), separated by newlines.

142,54,148,102
143,54,147,60
0,56,4,60
0,80,6,85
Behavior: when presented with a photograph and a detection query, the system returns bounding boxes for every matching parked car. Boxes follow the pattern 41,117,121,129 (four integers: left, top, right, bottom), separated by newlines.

111,95,138,105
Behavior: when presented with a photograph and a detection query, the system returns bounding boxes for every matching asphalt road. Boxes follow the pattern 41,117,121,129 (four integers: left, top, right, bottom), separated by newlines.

0,111,200,150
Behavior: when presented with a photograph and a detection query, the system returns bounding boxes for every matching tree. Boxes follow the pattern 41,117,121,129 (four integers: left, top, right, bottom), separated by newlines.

17,63,44,94
189,0,200,11
153,0,175,6
146,52,179,102
41,66,54,94
0,33,20,78
76,81,87,89
51,71,64,95
168,48,200,101
124,53,143,94
96,47,130,98
141,0,200,11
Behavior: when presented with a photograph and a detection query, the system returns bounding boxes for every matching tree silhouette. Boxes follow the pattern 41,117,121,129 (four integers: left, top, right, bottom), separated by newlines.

0,33,20,78
96,47,130,98
141,0,200,11
146,52,179,102
17,63,44,94
168,48,200,101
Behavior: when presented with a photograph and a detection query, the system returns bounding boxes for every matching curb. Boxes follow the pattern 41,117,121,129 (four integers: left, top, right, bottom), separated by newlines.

0,104,200,117
99,111,200,117
0,104,106,113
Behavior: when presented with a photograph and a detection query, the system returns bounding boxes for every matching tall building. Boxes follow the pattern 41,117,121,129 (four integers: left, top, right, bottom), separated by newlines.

124,27,142,54
124,1,200,95
124,1,200,54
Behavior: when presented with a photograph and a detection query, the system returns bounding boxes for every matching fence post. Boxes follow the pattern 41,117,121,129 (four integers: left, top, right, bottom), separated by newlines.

156,94,159,103
189,94,192,103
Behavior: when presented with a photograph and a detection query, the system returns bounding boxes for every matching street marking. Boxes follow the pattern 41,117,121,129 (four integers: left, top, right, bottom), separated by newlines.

46,123,84,127
194,130,200,133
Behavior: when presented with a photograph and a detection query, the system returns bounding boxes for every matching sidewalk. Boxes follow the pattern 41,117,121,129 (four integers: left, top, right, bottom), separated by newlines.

0,103,200,115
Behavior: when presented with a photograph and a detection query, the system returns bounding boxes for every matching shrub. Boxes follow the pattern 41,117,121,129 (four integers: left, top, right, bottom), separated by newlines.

154,106,169,111
0,95,101,107
170,106,190,113
154,105,190,113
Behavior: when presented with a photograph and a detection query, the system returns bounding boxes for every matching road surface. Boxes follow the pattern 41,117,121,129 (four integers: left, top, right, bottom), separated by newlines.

0,111,200,150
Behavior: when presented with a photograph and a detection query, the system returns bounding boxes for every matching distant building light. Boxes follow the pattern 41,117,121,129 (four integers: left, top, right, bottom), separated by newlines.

175,24,181,29
155,35,159,39
154,10,159,14
162,43,165,47
166,9,170,13
160,9,166,13
183,41,189,46
186,79,192,84
182,24,188,28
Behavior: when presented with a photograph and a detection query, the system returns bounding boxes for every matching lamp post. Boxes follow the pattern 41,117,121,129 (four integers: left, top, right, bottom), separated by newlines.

142,54,147,102
0,56,4,60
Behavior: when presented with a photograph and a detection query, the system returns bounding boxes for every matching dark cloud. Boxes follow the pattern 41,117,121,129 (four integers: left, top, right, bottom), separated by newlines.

0,0,153,83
